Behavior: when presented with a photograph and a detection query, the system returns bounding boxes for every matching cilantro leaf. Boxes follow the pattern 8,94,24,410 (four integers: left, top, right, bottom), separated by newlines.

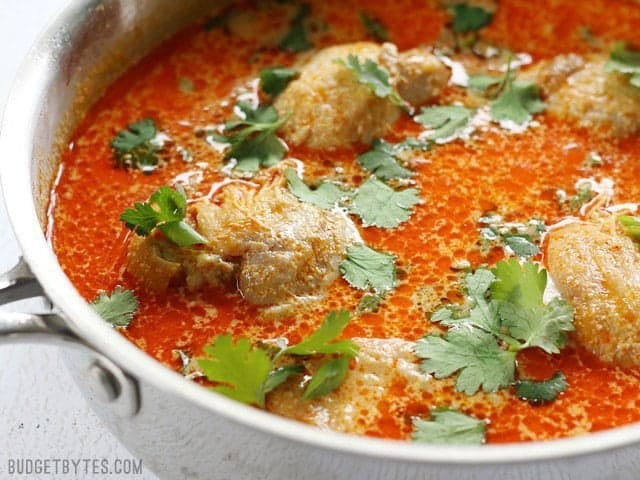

479,215,545,258
468,74,503,92
341,54,405,108
357,138,428,180
503,235,540,258
618,215,640,242
263,365,304,394
198,335,273,408
285,167,351,210
211,102,288,172
303,356,350,400
90,286,139,327
357,293,385,313
605,42,640,88
416,329,516,395
359,11,389,42
491,259,574,354
450,4,493,33
490,80,545,126
340,244,397,293
414,105,474,141
111,118,162,173
279,4,313,52
351,177,420,228
412,408,486,445
120,186,207,247
515,371,567,405
285,310,359,357
260,66,299,96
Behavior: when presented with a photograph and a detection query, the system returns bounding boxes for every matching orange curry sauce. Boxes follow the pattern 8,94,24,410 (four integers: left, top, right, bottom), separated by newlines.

50,0,640,442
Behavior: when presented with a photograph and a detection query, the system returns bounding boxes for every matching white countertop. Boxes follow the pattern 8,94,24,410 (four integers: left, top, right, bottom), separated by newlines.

0,2,156,479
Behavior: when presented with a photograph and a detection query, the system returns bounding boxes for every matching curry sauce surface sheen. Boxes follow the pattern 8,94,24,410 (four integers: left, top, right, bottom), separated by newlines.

50,0,640,442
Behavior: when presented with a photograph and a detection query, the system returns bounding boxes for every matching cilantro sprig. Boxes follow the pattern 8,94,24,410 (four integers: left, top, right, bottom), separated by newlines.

412,408,486,445
416,259,573,396
357,138,429,180
414,105,475,142
111,119,163,173
198,310,358,407
359,11,389,42
478,214,546,258
351,178,420,228
515,371,567,405
279,4,313,52
209,102,289,172
120,186,207,247
285,168,350,210
90,286,139,327
260,66,299,97
341,54,406,109
605,42,640,88
450,3,493,34
340,244,397,294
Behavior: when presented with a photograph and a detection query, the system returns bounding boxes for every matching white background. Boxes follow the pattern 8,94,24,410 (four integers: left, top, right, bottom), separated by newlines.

0,1,157,479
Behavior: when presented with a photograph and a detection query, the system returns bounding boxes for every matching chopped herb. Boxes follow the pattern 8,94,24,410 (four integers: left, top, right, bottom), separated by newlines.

178,77,195,93
285,167,351,210
359,11,389,42
351,178,420,228
414,105,475,141
605,42,640,88
559,182,595,212
90,286,139,327
120,186,208,247
618,215,640,242
340,244,397,293
303,356,350,400
198,335,273,408
491,80,545,126
450,4,493,34
357,138,429,180
468,74,503,92
416,259,573,395
279,4,313,52
357,293,385,313
285,310,359,357
199,310,358,407
111,118,163,173
260,66,299,96
515,371,567,405
478,214,545,258
412,408,486,445
341,54,405,109
209,102,288,172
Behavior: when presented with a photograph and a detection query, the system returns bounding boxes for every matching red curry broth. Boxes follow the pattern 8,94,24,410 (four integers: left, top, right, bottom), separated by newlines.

49,0,640,442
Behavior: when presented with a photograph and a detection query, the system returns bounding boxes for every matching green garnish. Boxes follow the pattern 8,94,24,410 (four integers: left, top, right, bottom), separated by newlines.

90,286,139,327
618,215,640,242
199,335,274,408
416,259,573,395
450,3,493,34
515,372,567,405
356,293,385,314
340,244,397,294
303,356,350,400
351,177,420,228
414,105,475,141
260,66,299,96
412,408,486,445
341,54,405,109
478,214,545,258
558,182,595,212
285,310,359,357
111,118,163,173
120,186,207,247
209,102,289,172
468,74,503,92
178,77,195,93
279,4,313,52
285,168,350,210
198,310,358,407
359,11,389,42
605,42,640,88
357,138,429,180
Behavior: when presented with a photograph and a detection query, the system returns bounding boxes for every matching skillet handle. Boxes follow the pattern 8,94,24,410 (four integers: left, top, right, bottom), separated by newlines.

0,257,140,417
